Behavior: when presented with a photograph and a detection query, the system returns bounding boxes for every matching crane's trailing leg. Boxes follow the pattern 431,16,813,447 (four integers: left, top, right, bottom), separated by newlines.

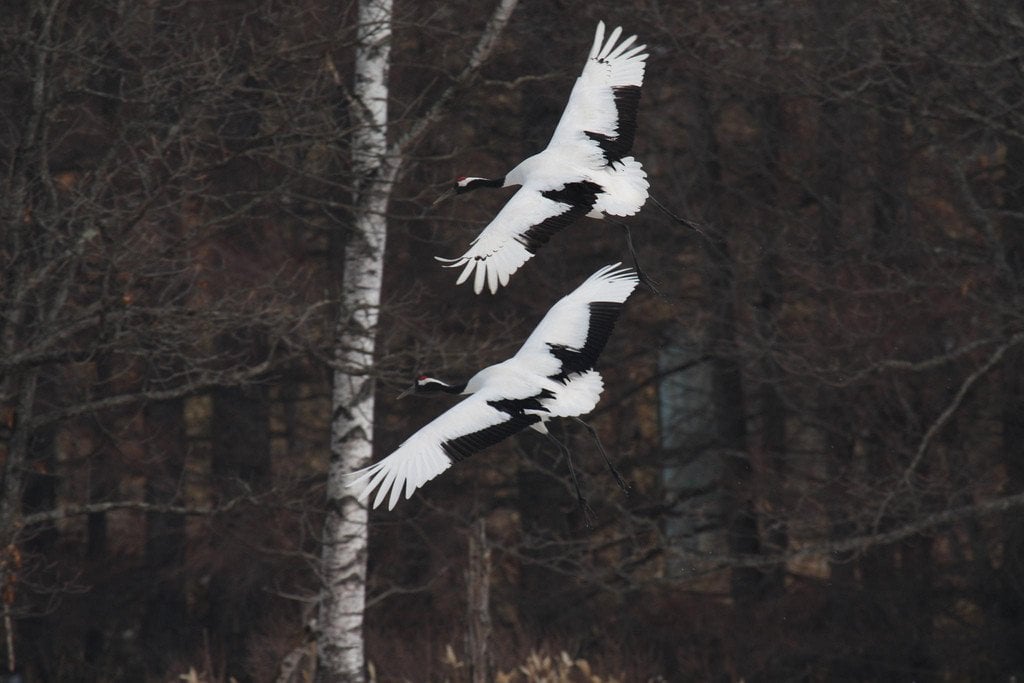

616,221,661,295
649,194,708,238
546,431,596,528
573,417,628,494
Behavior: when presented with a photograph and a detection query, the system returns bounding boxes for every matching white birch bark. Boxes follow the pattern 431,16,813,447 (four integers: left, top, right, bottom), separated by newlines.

316,1,519,680
317,1,392,680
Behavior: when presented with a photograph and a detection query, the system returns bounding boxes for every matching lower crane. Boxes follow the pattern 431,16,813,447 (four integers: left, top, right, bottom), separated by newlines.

347,263,639,522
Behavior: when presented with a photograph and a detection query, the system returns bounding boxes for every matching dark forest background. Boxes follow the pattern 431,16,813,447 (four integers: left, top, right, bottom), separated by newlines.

3,0,1024,680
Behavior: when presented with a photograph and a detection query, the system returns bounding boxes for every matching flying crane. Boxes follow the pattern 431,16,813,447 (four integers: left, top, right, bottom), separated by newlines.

434,21,651,294
347,263,639,514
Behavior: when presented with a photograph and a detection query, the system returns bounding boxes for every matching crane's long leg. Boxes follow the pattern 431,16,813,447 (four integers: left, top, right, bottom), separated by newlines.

545,431,596,528
573,417,629,494
614,221,661,295
648,195,732,264
648,194,708,236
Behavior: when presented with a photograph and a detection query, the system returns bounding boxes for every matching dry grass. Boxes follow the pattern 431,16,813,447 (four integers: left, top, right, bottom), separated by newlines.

433,644,630,683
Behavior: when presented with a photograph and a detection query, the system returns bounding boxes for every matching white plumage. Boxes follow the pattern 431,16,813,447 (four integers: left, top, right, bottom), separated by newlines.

436,21,650,294
347,263,639,510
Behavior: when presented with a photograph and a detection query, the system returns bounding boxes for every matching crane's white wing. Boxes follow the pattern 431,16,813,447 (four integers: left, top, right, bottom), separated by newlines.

514,263,639,380
346,391,543,510
547,21,648,164
436,180,601,294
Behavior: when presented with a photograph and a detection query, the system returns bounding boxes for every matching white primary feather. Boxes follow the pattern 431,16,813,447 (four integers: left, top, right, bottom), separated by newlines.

548,21,647,150
514,262,639,372
438,182,588,294
347,385,533,510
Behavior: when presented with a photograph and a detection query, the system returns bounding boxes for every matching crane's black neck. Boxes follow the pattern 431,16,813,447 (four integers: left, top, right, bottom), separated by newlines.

437,380,468,394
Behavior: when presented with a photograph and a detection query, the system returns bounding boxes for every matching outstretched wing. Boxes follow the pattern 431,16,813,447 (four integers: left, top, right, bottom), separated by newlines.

436,181,601,294
547,21,648,164
514,263,639,380
347,391,544,510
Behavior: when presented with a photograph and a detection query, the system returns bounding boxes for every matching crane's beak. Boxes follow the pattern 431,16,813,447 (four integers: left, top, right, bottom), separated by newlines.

431,187,455,207
397,383,417,399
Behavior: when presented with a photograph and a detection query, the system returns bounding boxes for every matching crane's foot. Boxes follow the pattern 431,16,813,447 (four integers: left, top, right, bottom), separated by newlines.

572,417,631,495
608,464,630,495
617,221,663,296
578,496,597,529
637,267,662,296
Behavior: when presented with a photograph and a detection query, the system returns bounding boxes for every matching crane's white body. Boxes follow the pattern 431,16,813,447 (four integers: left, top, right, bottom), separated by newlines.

438,22,650,294
347,264,639,510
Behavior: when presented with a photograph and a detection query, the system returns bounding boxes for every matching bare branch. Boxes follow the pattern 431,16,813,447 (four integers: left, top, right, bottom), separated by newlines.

872,331,1024,529
711,491,1024,573
827,336,1011,387
28,358,278,429
21,497,252,528
389,0,519,160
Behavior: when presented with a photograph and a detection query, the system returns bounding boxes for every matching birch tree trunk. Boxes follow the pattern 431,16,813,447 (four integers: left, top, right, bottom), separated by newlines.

317,0,393,680
316,1,518,679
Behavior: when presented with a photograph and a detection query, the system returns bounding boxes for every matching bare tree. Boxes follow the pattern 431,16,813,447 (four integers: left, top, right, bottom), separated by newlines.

318,1,394,679
0,0,350,676
317,0,518,679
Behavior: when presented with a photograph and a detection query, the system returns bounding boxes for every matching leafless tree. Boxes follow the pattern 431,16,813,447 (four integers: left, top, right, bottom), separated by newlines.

1,0,350,676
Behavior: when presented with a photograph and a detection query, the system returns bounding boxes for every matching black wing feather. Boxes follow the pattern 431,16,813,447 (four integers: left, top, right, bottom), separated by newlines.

548,301,623,382
584,85,641,165
516,181,603,254
440,392,554,462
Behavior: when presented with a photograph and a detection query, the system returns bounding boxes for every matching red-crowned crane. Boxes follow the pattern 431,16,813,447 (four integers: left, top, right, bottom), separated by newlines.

434,21,651,295
347,263,639,519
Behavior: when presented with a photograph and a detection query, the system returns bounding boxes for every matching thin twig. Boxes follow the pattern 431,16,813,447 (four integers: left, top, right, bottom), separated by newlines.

389,0,519,160
871,331,1024,530
20,496,252,528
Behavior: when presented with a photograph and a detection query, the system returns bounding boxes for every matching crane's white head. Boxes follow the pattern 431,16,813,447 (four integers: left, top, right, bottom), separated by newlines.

397,375,467,398
431,176,506,207
453,176,505,193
